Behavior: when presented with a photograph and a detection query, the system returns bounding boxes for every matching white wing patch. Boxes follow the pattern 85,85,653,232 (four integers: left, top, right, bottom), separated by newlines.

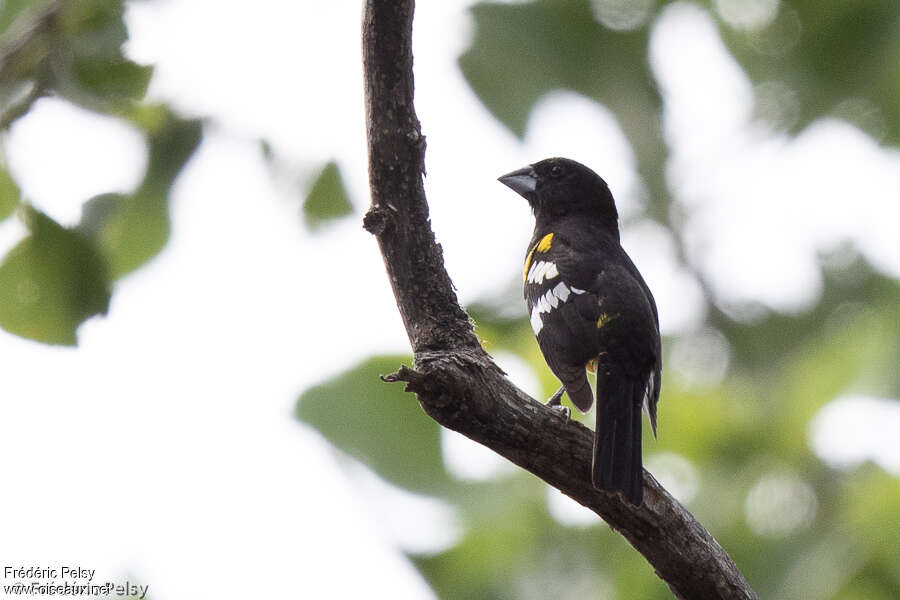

526,261,559,284
528,281,587,335
551,281,570,303
530,308,544,334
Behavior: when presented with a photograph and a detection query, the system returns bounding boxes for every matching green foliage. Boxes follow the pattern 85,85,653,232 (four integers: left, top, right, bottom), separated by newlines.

70,59,152,103
0,0,894,597
460,0,668,217
78,107,203,279
300,1,900,598
297,355,673,599
302,161,353,231
0,166,19,221
716,0,900,143
0,207,109,345
0,0,30,33
0,0,151,108
460,1,657,138
297,356,452,494
56,0,152,108
305,271,900,598
0,4,202,344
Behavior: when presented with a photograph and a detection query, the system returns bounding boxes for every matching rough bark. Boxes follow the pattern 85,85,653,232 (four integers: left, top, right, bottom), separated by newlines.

362,1,758,598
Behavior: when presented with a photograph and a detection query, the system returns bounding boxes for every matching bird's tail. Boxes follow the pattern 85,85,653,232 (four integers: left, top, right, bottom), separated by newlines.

592,371,643,505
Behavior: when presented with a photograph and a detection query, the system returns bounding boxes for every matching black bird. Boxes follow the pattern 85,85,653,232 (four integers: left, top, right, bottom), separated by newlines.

498,157,661,505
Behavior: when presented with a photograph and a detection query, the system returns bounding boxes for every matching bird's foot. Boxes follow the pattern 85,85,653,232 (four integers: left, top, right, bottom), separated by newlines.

550,404,570,421
546,385,570,421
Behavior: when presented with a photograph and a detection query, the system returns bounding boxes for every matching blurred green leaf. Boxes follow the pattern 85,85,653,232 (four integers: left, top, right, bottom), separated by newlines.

0,0,153,132
0,207,110,345
77,188,168,280
56,0,152,107
296,355,455,494
0,0,151,111
713,259,899,370
461,0,659,132
136,107,203,189
460,0,668,218
0,167,19,220
841,468,900,565
413,483,548,600
775,306,897,455
718,0,900,144
415,475,671,600
303,161,352,230
71,59,152,102
296,352,685,598
78,108,202,279
59,0,128,56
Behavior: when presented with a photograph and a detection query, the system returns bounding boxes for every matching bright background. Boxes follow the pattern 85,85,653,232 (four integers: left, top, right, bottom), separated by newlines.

1,1,898,599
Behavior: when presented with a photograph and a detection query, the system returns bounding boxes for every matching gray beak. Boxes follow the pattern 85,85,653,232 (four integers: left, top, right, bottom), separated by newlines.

498,166,537,198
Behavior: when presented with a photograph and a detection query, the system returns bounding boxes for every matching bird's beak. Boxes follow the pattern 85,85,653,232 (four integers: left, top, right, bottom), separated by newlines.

498,166,537,198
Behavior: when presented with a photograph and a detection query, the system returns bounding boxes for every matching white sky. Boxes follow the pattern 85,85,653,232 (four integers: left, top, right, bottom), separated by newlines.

0,1,898,598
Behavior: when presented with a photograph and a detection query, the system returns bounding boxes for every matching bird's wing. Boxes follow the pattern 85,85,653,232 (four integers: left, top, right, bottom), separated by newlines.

523,233,606,411
524,232,661,422
584,255,662,436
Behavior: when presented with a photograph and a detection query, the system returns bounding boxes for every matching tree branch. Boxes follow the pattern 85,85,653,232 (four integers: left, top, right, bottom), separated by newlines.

361,1,758,598
0,0,62,129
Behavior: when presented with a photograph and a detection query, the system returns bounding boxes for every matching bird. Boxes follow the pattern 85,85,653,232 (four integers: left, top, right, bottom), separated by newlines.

498,157,661,505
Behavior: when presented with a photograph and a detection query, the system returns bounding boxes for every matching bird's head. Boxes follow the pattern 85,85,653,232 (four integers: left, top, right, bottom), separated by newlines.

498,157,618,228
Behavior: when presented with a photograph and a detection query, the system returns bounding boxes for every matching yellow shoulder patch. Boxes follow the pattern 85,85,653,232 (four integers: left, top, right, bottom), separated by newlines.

523,233,555,282
586,358,598,374
536,232,554,253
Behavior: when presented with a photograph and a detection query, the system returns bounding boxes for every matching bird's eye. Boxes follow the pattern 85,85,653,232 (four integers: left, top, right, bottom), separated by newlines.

549,165,564,178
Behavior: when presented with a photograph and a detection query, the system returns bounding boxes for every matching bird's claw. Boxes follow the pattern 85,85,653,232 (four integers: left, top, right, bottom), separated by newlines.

545,385,570,420
549,403,571,421
547,385,565,406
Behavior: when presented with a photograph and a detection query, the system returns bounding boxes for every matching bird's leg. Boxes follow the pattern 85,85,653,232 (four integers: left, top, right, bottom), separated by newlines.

547,385,565,405
547,385,570,420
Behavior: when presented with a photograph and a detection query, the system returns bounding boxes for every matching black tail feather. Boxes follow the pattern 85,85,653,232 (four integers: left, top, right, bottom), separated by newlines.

592,373,644,505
